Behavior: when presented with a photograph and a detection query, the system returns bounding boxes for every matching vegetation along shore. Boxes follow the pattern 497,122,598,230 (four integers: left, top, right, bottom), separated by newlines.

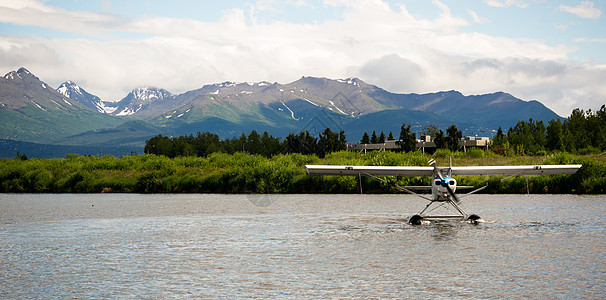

3,107,605,194
1,151,604,194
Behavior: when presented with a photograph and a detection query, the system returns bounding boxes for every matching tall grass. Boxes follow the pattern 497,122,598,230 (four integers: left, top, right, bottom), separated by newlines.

1,150,604,194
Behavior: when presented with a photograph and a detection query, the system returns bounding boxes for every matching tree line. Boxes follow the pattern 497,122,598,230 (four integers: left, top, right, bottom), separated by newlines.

360,123,463,152
492,106,606,155
357,105,606,155
144,128,347,158
145,105,605,159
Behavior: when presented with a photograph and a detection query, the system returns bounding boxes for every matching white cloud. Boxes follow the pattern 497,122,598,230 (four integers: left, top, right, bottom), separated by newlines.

467,9,488,24
0,0,603,116
575,37,606,43
560,1,602,19
0,0,127,37
483,0,528,8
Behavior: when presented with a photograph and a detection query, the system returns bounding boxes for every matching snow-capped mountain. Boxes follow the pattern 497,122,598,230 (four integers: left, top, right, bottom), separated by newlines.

1,67,564,157
0,67,121,143
57,80,111,113
0,67,80,111
110,87,175,117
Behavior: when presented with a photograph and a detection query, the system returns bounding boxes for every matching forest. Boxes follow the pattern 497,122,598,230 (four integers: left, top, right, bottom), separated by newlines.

1,106,605,194
144,128,347,158
144,106,606,158
492,107,606,155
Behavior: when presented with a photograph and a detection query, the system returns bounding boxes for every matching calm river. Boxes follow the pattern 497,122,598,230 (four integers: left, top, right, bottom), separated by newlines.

1,193,604,298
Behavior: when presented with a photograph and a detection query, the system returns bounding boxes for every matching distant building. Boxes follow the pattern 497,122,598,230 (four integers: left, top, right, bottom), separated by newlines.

348,136,491,153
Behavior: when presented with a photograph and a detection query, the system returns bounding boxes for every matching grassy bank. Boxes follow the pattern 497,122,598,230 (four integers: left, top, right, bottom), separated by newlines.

1,151,605,194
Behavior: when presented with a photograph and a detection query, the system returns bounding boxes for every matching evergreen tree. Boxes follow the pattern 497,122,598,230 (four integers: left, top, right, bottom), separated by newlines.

299,130,318,155
396,123,416,152
387,131,395,141
507,118,546,154
247,130,263,154
434,130,446,149
370,130,378,144
562,121,575,152
144,135,174,157
445,124,462,152
531,119,546,152
587,105,606,150
378,131,386,143
318,127,341,158
508,120,532,154
284,130,317,155
192,132,222,156
361,132,370,144
235,132,247,153
260,131,281,157
568,109,589,150
492,126,507,148
546,119,564,151
339,130,347,150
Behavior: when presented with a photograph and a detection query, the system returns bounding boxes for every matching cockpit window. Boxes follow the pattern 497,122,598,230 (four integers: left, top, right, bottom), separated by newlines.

434,180,441,186
449,180,455,185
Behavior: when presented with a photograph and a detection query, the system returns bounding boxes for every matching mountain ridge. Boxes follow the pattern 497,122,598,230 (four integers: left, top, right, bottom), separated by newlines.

0,67,564,157
0,68,123,144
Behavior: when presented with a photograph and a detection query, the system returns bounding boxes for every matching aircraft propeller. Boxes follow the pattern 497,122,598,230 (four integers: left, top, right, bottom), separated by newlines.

435,167,461,204
445,182,460,204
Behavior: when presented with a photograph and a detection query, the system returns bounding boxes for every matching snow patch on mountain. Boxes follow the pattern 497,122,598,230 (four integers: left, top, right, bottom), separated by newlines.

117,105,139,116
57,80,108,111
4,71,20,80
131,87,172,101
329,100,346,114
280,100,299,120
100,102,118,114
337,78,359,86
31,100,45,111
303,98,321,107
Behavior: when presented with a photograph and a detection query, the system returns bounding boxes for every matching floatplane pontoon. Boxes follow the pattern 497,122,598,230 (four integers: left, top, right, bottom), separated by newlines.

305,160,581,225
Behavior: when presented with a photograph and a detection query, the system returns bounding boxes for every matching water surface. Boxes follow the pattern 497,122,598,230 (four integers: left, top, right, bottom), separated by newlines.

1,194,604,298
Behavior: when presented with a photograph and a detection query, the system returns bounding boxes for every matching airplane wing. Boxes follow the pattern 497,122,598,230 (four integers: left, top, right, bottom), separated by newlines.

450,165,582,176
305,165,434,176
305,164,582,176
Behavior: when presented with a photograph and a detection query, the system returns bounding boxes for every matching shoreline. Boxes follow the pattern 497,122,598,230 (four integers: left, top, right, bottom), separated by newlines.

1,151,604,194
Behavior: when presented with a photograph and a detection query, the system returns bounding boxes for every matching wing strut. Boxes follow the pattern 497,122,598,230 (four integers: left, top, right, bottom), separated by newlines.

459,185,488,199
458,169,532,199
360,171,433,201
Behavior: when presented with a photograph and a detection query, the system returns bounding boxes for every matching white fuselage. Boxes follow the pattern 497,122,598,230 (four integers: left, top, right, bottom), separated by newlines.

432,176,457,201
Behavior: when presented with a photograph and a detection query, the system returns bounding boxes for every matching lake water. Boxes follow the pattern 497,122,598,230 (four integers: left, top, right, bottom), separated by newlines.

1,193,604,298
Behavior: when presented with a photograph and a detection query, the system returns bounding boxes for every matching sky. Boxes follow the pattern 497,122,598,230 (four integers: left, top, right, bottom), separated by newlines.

0,0,605,117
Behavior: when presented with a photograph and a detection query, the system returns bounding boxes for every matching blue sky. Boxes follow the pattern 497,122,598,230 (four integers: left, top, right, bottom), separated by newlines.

1,0,604,116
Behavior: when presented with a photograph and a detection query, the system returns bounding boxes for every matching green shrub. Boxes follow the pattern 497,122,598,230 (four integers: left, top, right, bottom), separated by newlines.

577,146,601,155
465,148,485,158
0,152,603,194
433,149,452,158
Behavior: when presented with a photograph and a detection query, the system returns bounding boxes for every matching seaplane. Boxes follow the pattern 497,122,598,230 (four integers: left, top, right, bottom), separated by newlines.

305,160,582,225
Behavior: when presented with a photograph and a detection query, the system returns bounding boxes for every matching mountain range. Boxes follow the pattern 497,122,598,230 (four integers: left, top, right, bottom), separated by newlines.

0,67,562,158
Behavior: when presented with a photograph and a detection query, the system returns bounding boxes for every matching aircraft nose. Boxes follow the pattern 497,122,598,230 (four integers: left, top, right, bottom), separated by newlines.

439,179,456,188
